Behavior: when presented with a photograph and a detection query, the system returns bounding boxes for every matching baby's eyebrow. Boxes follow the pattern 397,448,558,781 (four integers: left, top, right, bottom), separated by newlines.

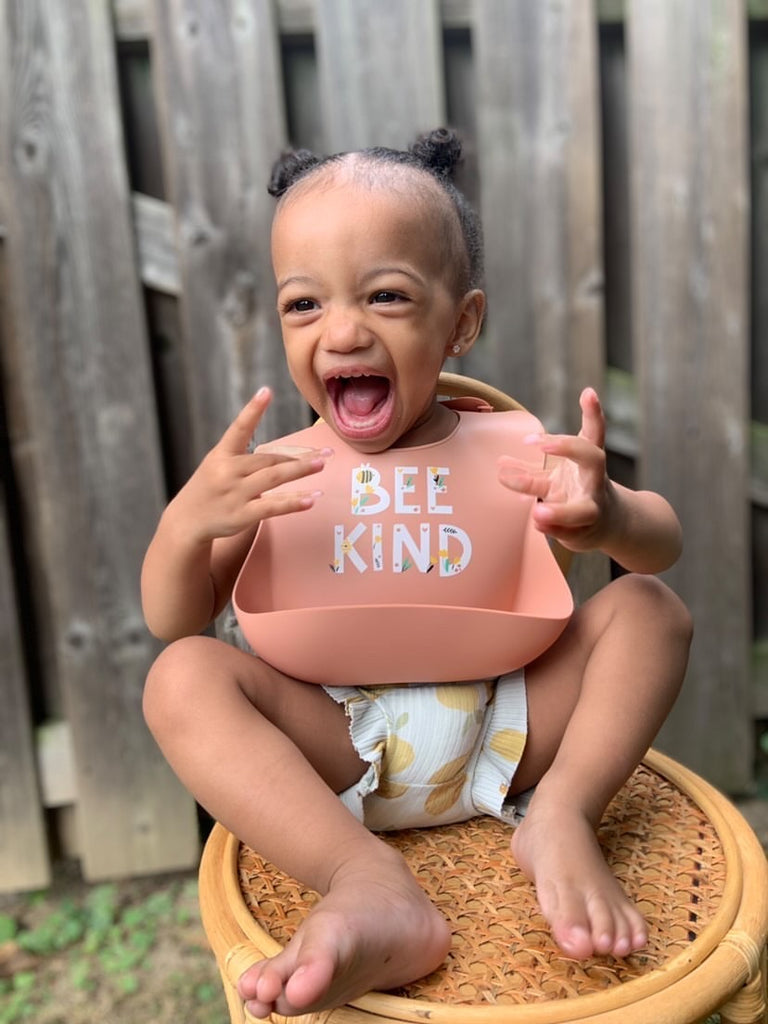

276,274,317,293
360,266,425,287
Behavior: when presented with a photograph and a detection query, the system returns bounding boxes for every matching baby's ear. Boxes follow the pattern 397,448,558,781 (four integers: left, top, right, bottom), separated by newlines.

447,289,486,358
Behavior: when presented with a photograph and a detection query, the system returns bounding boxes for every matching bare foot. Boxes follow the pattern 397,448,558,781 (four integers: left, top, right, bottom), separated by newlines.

511,797,648,959
237,846,451,1017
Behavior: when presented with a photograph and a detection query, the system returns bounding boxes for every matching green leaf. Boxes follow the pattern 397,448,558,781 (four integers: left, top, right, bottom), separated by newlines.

19,902,85,955
194,981,218,1003
0,915,17,943
70,959,95,992
12,973,36,994
115,972,139,995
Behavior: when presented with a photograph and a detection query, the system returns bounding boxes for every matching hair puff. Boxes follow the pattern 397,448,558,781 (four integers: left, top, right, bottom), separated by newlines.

409,128,463,181
267,149,322,198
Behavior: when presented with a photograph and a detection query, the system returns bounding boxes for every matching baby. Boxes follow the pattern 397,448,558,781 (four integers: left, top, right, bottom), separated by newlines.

141,128,692,1018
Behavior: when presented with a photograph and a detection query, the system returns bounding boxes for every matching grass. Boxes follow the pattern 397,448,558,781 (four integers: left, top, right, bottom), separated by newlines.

0,870,228,1024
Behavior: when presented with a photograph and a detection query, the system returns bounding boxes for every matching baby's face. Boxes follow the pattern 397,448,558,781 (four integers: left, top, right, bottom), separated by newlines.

271,180,476,453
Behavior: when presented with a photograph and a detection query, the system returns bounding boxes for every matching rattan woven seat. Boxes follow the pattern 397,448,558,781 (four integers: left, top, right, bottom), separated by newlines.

199,749,768,1024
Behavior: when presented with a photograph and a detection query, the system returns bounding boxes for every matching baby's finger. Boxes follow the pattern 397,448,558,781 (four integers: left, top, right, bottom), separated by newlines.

246,486,324,521
533,496,599,532
578,387,606,449
243,447,333,494
497,457,550,500
529,432,605,472
218,387,272,455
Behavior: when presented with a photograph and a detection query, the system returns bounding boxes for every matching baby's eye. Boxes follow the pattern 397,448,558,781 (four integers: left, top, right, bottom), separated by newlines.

370,290,403,304
284,297,317,314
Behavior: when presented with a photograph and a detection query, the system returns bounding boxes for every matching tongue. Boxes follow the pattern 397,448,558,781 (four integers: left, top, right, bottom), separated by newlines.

341,377,389,417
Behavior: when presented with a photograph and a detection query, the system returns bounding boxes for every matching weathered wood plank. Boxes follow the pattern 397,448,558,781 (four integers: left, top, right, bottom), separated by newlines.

150,0,307,457
0,492,50,891
597,0,626,21
471,0,605,429
751,23,768,424
0,0,199,878
36,721,77,809
113,0,479,41
112,0,149,40
132,192,180,295
628,0,752,790
314,0,445,152
114,0,767,41
471,0,609,600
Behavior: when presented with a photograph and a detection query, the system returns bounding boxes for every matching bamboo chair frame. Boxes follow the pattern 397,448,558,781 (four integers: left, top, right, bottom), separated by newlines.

198,374,768,1024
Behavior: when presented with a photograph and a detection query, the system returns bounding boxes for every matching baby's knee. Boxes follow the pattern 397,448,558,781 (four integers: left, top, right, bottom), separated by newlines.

613,573,693,647
143,634,219,735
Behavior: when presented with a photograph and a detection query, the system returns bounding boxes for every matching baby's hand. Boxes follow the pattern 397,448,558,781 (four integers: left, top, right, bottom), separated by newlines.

173,387,331,544
498,387,615,553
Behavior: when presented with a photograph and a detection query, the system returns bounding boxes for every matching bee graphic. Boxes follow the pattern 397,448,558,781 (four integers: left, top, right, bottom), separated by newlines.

356,465,374,484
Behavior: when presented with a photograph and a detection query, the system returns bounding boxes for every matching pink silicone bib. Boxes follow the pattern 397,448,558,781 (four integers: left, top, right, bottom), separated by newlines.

234,411,573,685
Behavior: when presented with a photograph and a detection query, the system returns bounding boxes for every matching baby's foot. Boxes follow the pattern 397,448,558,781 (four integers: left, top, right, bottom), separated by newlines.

237,847,451,1018
511,797,648,959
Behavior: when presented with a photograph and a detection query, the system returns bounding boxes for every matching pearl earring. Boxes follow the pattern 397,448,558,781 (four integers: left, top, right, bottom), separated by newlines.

452,344,461,355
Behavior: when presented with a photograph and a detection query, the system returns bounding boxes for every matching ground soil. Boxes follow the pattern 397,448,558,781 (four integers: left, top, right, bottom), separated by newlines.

0,860,228,1024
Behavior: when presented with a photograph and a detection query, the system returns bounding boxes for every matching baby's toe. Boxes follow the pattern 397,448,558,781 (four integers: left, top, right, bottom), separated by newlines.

547,890,599,958
586,895,620,956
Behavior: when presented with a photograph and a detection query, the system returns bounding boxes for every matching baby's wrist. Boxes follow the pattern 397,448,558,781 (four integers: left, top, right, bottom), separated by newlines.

160,501,214,553
593,480,624,553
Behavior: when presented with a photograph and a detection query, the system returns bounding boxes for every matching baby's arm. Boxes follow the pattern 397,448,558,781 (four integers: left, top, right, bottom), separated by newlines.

141,387,330,641
498,388,682,574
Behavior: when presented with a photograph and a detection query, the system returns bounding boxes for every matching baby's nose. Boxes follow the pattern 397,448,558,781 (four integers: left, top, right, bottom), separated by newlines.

324,308,373,351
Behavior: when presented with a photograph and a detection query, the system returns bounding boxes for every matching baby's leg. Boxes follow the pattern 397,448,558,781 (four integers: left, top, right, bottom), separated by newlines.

509,574,692,959
143,636,450,1016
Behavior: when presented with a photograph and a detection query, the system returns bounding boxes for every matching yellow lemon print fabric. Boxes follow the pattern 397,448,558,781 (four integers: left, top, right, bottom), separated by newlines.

324,670,527,831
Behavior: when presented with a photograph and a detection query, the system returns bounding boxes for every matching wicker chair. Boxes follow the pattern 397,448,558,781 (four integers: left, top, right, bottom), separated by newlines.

198,375,768,1024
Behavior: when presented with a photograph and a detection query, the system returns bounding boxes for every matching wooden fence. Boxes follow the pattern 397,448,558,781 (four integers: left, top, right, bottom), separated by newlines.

0,0,766,892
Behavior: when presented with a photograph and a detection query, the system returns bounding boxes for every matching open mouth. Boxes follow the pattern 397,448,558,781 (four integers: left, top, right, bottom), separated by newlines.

325,372,394,438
